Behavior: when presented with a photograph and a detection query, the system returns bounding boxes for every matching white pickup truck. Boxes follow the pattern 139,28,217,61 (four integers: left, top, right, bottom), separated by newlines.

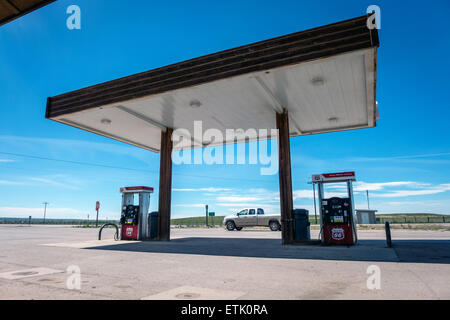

223,208,282,231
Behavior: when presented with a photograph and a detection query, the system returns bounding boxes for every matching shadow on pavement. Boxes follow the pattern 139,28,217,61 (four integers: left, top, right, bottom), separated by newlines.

391,240,450,264
87,237,450,264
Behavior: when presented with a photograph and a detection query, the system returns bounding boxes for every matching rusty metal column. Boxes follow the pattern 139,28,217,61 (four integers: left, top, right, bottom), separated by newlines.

276,110,294,245
158,128,173,241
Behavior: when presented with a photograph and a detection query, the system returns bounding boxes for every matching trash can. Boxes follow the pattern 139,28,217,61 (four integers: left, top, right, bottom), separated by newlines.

293,209,310,241
148,211,159,239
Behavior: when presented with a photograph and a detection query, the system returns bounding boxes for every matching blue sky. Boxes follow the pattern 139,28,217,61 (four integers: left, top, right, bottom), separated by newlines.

1,0,449,220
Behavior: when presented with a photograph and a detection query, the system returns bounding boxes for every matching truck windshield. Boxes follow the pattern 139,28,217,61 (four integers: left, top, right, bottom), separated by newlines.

238,209,248,216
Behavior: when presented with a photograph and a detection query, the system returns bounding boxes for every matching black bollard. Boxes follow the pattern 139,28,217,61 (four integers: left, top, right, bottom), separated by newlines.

385,221,392,248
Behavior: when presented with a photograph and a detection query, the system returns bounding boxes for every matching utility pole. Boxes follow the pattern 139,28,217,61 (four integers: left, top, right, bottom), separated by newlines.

42,202,49,224
205,205,209,227
366,190,370,209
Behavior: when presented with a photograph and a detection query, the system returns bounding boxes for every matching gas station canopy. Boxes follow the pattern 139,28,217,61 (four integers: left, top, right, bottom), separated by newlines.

0,0,55,26
46,14,379,152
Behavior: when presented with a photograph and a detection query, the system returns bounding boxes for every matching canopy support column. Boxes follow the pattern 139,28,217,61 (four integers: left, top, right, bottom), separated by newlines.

276,110,294,245
158,128,173,241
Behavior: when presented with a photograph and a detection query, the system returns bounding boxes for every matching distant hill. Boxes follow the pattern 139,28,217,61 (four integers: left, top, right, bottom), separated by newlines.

376,213,445,217
0,217,117,225
375,213,449,223
171,216,225,226
1,213,448,226
170,213,449,226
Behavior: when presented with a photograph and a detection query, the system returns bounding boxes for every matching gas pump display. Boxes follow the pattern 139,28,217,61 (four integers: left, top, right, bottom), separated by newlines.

311,172,358,245
121,205,139,225
322,197,351,224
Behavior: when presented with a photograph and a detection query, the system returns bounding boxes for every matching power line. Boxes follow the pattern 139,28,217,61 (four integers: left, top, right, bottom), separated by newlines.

0,151,154,173
0,151,279,183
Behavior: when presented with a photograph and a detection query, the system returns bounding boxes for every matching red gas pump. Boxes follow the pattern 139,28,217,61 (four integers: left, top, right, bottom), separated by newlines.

119,186,154,240
311,172,358,245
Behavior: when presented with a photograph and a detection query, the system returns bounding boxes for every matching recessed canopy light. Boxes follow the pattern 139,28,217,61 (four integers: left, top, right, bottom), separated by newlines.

311,77,325,86
189,99,202,108
101,118,112,125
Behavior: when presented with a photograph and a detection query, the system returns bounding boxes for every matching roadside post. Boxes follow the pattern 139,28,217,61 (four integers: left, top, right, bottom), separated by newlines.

95,201,100,227
209,212,215,227
205,205,209,227
385,221,392,248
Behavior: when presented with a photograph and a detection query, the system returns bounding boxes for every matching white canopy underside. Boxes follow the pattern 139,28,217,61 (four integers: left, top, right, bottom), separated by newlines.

56,48,377,152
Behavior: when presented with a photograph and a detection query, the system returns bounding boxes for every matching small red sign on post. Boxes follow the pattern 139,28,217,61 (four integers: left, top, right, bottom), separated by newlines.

95,201,100,227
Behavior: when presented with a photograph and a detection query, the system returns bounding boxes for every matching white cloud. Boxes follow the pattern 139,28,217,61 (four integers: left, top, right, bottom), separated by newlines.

292,180,450,203
28,177,81,190
0,206,119,219
365,200,450,214
173,187,231,192
174,180,450,217
349,152,450,162
247,188,272,193
293,189,314,199
0,135,151,163
217,203,280,214
354,181,426,191
374,184,450,198
216,196,262,202
325,192,350,198
292,189,343,199
293,204,316,215
0,207,85,218
325,180,450,198
0,159,15,163
0,180,27,186
0,175,83,190
174,203,207,208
